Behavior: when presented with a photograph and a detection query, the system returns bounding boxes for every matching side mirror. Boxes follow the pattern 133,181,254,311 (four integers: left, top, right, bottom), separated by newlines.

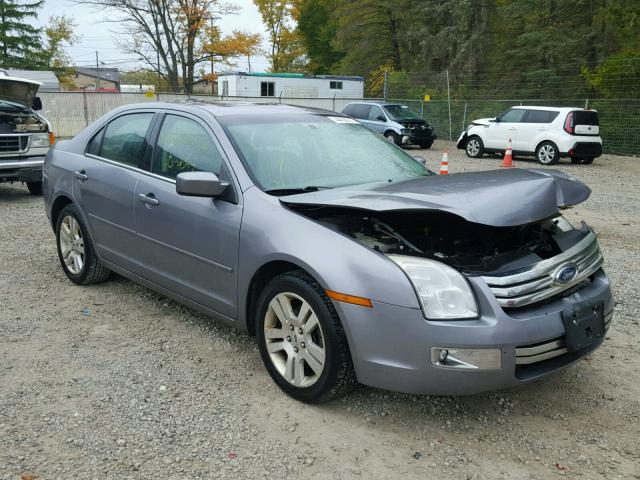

176,171,229,198
32,96,42,111
376,115,386,122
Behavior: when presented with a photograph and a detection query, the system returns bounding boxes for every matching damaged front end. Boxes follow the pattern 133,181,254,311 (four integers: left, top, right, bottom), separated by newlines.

282,169,603,312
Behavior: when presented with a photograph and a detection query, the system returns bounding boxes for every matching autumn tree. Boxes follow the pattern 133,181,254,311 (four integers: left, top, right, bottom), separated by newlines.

74,0,262,93
253,0,306,72
0,0,44,68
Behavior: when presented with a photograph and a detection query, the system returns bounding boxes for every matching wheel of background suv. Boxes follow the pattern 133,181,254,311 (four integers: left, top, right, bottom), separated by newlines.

535,141,560,165
256,271,356,403
465,135,484,158
571,157,594,165
26,181,42,196
55,204,110,285
384,131,399,145
419,141,433,149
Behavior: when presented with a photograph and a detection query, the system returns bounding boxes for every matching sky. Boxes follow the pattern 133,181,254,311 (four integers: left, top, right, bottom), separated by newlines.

37,0,270,74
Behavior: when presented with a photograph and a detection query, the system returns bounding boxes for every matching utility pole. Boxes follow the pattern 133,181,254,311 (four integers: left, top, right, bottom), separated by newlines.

446,69,452,141
383,71,388,101
157,49,160,92
95,51,100,90
210,17,215,95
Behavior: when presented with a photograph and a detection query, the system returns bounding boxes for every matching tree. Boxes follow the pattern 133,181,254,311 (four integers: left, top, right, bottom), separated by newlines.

42,15,78,89
74,0,260,93
0,0,44,68
253,0,306,72
296,0,342,74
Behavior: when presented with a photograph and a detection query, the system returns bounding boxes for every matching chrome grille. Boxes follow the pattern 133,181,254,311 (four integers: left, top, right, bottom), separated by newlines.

481,231,603,308
515,310,612,365
0,135,29,153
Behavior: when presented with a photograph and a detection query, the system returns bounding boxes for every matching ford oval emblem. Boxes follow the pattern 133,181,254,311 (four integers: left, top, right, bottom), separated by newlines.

554,263,578,285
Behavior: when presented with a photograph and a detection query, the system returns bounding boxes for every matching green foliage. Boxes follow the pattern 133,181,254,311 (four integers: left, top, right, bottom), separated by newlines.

296,0,342,74
0,0,45,68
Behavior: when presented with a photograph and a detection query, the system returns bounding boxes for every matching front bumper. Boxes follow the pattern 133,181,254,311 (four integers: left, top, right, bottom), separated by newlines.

400,127,437,146
335,269,613,395
0,157,45,182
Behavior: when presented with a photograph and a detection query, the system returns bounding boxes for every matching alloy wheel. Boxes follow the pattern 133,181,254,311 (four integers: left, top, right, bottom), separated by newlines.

538,144,556,164
467,138,480,156
59,215,85,275
263,292,326,387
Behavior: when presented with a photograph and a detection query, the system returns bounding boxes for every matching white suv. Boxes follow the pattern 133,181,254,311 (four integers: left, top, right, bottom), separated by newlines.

457,106,602,165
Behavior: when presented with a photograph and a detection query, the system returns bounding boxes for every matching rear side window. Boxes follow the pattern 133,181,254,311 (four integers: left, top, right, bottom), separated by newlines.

100,113,154,168
524,110,559,123
573,111,599,125
350,104,372,119
153,114,224,179
499,109,527,123
86,128,104,155
342,104,355,116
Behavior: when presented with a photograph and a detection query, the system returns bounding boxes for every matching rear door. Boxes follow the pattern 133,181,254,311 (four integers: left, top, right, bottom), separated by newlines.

349,104,373,130
572,110,600,136
132,112,242,318
517,110,559,151
485,108,526,150
78,111,156,271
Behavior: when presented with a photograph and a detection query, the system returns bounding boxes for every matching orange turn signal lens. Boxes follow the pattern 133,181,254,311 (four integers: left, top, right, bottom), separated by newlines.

325,290,373,308
49,132,56,145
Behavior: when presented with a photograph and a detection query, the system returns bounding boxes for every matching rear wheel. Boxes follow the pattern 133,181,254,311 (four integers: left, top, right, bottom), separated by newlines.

571,157,594,165
26,181,42,196
56,204,110,285
419,141,433,149
465,136,484,158
535,141,559,165
256,271,356,403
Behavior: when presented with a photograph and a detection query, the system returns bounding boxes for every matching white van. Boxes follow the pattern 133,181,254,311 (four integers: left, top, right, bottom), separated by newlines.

457,106,602,165
0,72,54,194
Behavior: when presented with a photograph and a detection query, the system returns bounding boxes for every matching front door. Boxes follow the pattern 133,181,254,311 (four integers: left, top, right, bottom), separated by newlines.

366,105,388,134
76,111,155,271
133,113,242,319
484,108,526,150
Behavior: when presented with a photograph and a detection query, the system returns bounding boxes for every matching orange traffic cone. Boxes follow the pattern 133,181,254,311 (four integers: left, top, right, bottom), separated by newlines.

501,139,514,168
439,149,449,174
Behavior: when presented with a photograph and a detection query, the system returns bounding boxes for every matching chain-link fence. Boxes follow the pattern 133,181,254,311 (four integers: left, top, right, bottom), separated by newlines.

386,98,640,156
38,91,638,156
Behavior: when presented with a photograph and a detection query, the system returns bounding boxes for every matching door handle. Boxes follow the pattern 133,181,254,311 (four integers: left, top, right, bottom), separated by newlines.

73,170,88,181
137,193,159,206
508,127,517,131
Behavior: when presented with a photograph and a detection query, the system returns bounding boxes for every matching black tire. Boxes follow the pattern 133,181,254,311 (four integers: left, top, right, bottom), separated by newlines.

572,157,595,165
26,181,42,196
535,141,560,165
465,135,484,158
256,271,356,403
384,131,399,145
55,204,110,285
419,141,433,149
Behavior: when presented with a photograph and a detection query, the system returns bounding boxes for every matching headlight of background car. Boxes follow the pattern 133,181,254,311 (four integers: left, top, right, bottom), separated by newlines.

30,132,51,148
388,255,478,319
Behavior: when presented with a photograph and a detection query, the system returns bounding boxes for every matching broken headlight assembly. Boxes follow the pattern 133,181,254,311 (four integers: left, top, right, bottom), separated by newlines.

388,255,478,320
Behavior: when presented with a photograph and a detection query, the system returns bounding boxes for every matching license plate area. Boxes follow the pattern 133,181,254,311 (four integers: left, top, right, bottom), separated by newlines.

561,301,605,352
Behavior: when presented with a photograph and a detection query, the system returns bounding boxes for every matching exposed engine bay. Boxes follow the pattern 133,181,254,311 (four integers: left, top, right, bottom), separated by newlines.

0,108,47,134
292,206,588,275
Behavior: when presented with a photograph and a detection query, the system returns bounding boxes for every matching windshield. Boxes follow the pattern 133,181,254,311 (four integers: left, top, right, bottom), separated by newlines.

383,105,421,121
220,114,432,192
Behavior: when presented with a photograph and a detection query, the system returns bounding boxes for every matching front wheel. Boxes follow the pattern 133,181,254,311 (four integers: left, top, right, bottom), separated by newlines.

56,204,110,285
256,271,356,403
465,136,484,158
536,141,560,165
419,141,433,149
384,131,399,145
26,181,42,196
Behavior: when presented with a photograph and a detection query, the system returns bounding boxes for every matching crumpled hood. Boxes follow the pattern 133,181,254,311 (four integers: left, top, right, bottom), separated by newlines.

0,75,41,107
471,117,494,126
281,169,591,227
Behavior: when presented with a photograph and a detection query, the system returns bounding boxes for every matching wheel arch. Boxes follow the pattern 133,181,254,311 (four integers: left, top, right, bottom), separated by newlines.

535,139,559,154
50,194,74,229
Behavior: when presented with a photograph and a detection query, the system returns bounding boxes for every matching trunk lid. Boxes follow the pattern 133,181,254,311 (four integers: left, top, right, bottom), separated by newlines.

572,110,599,135
281,168,591,227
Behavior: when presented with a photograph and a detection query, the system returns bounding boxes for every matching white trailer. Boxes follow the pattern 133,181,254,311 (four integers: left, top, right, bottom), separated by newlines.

217,72,364,99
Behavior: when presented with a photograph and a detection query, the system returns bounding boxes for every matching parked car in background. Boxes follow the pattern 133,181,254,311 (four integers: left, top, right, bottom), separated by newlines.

457,106,602,165
0,71,54,195
45,102,612,403
342,101,436,148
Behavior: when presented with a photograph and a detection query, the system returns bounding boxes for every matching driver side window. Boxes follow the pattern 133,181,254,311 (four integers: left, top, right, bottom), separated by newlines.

152,115,223,179
100,113,154,168
499,109,526,123
368,106,385,121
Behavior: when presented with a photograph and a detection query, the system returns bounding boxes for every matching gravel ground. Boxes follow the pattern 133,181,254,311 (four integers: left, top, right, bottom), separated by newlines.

1,141,639,480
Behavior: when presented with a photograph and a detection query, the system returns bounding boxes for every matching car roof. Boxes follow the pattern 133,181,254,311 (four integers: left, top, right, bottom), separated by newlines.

510,106,594,112
344,101,403,107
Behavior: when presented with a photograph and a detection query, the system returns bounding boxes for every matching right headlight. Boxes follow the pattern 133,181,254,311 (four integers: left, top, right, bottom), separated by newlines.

30,132,51,148
388,255,478,320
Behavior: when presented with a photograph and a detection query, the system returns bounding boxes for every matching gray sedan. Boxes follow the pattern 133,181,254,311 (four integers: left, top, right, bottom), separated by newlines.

43,102,613,403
